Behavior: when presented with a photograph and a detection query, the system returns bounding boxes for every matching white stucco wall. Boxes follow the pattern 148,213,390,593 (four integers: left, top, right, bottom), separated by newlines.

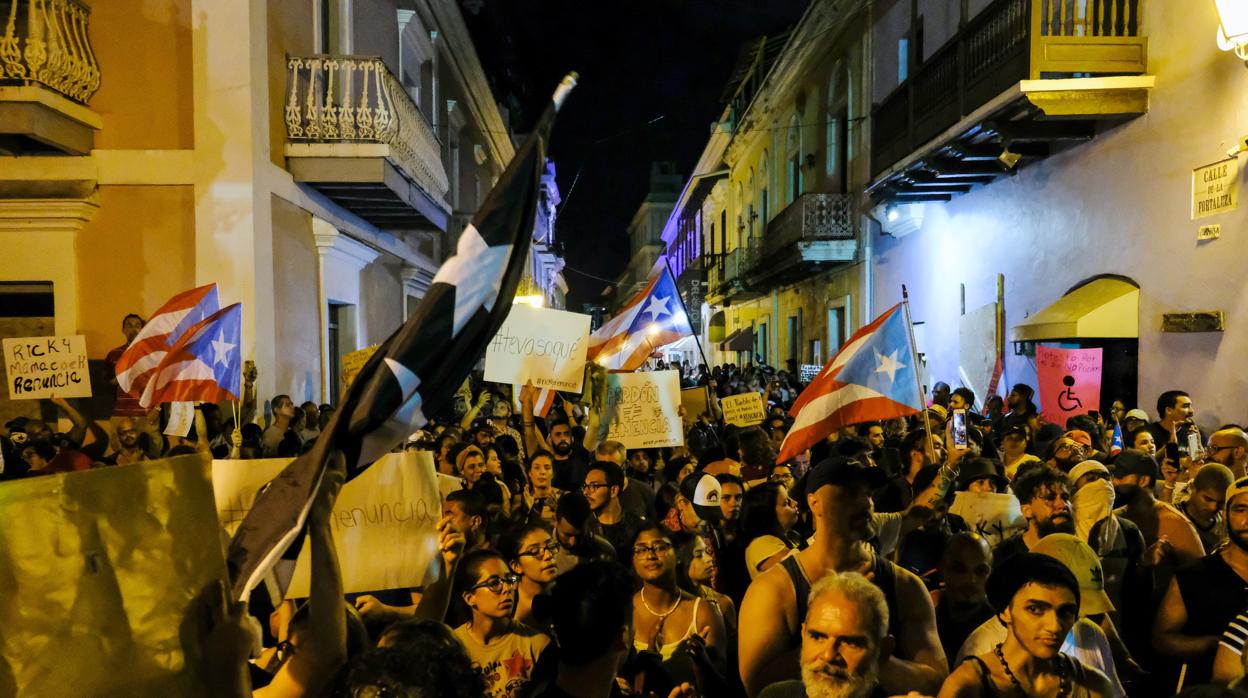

870,0,1248,429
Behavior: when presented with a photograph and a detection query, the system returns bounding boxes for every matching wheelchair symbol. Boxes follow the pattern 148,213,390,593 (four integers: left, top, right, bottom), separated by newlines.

1058,375,1083,411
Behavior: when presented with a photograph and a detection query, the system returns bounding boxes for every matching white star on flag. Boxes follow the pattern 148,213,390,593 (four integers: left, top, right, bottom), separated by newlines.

643,294,671,321
873,348,905,383
358,358,428,466
211,331,235,366
432,225,512,335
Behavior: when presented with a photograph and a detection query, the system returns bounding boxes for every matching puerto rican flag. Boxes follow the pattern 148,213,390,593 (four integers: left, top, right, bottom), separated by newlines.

586,263,693,372
139,303,242,408
115,284,220,399
776,303,924,464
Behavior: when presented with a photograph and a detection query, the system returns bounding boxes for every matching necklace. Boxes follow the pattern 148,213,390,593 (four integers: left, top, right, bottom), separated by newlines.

993,642,1070,698
640,587,680,618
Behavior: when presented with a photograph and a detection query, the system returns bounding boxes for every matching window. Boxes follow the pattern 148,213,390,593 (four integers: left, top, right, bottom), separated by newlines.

898,38,909,82
757,322,767,364
787,115,802,204
787,313,801,364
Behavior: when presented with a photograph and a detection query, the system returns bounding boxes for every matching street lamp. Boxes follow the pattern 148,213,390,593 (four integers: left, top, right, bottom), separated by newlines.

1215,0,1248,60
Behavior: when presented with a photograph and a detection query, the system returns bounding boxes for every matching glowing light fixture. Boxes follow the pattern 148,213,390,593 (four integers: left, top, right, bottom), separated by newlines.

886,205,900,223
1215,0,1248,60
513,294,544,308
998,148,1022,170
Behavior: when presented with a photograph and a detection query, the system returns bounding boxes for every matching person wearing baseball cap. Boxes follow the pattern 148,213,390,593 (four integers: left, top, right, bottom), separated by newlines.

739,457,948,696
997,384,1039,447
1000,425,1041,482
943,552,1116,696
1155,475,1248,687
1110,448,1205,576
1122,408,1149,435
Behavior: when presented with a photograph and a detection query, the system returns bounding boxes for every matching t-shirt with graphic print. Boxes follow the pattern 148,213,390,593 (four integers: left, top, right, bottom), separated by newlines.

453,622,551,698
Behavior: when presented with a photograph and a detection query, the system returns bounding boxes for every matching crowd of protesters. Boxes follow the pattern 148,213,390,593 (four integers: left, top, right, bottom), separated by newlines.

8,314,1248,697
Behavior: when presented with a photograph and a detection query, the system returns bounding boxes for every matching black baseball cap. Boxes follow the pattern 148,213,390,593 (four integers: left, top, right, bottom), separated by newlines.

806,456,888,493
1111,449,1160,480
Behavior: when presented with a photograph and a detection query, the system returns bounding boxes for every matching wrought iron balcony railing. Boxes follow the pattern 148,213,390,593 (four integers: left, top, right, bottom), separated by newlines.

872,0,1146,176
285,55,449,200
0,0,100,104
761,193,856,261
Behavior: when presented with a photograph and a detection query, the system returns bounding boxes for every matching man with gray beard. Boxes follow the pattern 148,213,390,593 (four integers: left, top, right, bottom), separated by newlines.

759,571,893,698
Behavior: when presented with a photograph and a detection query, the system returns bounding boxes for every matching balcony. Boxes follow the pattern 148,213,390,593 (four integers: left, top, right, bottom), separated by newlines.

707,240,763,304
0,0,102,155
747,193,857,289
285,55,450,230
868,0,1151,205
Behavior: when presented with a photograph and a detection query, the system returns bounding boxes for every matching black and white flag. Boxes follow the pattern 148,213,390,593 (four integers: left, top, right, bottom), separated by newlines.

226,73,578,601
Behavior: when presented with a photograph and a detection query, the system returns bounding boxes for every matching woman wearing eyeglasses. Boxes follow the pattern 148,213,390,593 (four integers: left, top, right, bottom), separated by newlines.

454,549,551,698
628,525,728,696
501,523,561,629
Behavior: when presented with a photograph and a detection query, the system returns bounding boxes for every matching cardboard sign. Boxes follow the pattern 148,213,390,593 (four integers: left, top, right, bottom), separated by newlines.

485,304,591,392
341,344,381,394
3,334,92,399
164,401,194,438
0,453,227,697
949,491,1026,548
1192,157,1239,220
680,387,710,429
212,450,442,597
602,370,683,449
799,364,822,383
721,391,766,427
1035,346,1102,423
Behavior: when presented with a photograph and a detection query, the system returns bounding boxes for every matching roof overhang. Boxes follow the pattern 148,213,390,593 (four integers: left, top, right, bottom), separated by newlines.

869,76,1154,206
1010,278,1139,342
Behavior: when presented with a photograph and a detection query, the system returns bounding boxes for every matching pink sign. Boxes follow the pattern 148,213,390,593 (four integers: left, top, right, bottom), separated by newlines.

1035,346,1102,424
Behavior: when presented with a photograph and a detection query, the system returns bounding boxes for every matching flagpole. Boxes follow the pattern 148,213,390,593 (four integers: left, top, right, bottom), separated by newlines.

901,285,937,463
663,258,726,434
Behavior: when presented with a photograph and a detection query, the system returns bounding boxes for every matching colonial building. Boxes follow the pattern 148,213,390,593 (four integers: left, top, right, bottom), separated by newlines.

866,0,1247,422
0,0,529,421
613,162,682,309
673,2,873,372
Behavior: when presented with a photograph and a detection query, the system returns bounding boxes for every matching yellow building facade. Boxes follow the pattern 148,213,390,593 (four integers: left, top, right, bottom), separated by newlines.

696,2,874,371
0,0,515,422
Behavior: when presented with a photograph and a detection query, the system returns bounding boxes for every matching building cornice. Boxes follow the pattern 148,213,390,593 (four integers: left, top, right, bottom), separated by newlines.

0,197,99,232
314,227,382,271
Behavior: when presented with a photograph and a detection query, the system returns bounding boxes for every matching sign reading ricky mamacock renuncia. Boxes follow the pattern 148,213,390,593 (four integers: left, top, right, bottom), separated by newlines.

3,335,93,400
1192,157,1239,220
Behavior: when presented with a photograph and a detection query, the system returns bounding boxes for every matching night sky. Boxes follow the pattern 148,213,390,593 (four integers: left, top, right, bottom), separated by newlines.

461,0,810,307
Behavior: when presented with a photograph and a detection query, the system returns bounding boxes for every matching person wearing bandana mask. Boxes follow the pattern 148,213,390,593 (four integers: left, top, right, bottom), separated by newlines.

1068,461,1146,623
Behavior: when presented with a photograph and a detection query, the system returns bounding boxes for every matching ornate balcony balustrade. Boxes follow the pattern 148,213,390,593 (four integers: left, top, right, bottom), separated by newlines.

0,0,99,104
284,55,450,228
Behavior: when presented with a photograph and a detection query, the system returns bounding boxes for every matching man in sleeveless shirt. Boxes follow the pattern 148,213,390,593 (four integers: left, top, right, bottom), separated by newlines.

739,456,948,696
1153,475,1248,689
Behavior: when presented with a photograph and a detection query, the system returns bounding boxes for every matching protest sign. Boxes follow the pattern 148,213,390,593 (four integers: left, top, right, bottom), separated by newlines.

3,334,91,399
721,391,766,427
164,401,194,438
601,370,683,449
800,364,822,383
1035,346,1102,423
949,491,1026,548
680,387,710,429
341,344,381,394
485,304,591,392
0,453,227,697
212,450,443,597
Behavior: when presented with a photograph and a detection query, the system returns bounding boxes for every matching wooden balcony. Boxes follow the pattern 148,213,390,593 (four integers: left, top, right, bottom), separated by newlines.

869,0,1150,205
747,193,857,289
284,55,450,230
0,0,102,155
